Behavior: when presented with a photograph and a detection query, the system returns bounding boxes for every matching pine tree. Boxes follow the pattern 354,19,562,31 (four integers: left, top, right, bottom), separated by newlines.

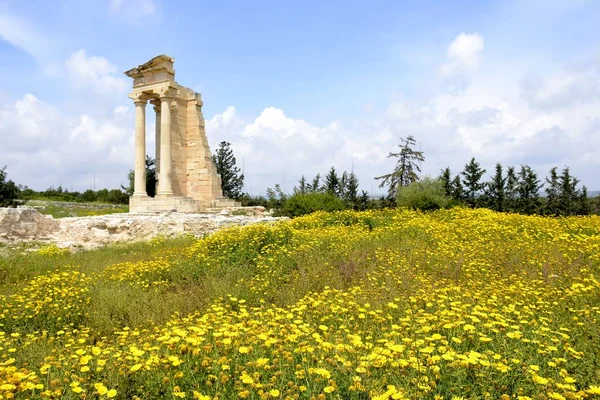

339,171,349,199
485,163,506,212
545,167,561,215
461,158,486,207
356,190,370,211
517,165,542,215
310,174,321,193
345,172,360,208
213,141,244,199
323,167,340,196
505,166,518,212
440,167,452,197
294,176,308,195
451,175,464,201
375,135,425,198
558,167,580,216
578,186,591,215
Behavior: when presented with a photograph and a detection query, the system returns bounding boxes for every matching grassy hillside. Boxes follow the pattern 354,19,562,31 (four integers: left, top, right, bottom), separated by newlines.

0,208,599,399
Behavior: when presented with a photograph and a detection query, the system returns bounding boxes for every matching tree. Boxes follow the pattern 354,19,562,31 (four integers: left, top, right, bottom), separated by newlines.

339,171,349,199
266,184,287,210
345,172,360,208
451,175,464,201
294,176,308,195
356,190,371,211
323,167,340,196
213,141,244,200
440,167,453,197
544,167,561,215
485,163,506,212
310,174,321,193
505,166,519,212
122,156,157,197
558,167,580,216
376,135,425,199
0,166,21,207
578,186,592,215
461,158,486,207
517,165,542,215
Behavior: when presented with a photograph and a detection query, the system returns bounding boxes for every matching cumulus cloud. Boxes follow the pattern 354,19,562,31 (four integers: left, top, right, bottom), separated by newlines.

439,33,485,90
0,49,137,191
65,50,129,109
0,93,135,191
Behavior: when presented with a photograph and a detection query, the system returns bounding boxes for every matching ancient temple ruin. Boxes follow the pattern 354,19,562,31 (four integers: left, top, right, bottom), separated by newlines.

125,55,237,213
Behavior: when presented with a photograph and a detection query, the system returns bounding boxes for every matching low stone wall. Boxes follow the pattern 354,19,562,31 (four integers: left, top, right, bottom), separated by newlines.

0,207,60,241
0,207,284,250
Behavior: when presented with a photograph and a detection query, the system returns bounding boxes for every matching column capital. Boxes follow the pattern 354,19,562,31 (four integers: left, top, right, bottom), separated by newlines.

150,99,161,113
129,90,150,104
158,86,177,99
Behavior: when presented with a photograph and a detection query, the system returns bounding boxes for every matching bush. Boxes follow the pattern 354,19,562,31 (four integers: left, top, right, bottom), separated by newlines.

0,167,21,207
396,177,451,211
281,192,346,217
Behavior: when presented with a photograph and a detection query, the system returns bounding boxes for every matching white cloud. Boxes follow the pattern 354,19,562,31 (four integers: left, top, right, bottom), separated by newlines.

0,49,136,191
65,50,129,105
0,92,135,191
439,33,485,89
0,10,54,62
109,0,157,24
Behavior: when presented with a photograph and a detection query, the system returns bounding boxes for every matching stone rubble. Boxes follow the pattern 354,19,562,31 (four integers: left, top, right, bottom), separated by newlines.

0,207,284,250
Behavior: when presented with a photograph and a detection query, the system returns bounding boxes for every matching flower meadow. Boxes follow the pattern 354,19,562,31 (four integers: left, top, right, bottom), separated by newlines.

1,208,600,399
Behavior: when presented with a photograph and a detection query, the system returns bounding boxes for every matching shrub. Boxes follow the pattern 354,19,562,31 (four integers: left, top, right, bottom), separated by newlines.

396,177,451,211
281,192,346,217
0,166,21,207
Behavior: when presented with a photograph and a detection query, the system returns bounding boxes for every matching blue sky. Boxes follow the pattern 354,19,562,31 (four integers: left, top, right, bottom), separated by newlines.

1,0,599,195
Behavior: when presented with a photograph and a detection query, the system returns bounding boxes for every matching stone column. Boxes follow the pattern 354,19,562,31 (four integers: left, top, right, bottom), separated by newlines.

151,99,161,177
133,94,148,197
158,90,173,196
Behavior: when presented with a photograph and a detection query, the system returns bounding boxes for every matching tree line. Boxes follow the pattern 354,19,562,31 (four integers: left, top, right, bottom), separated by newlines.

439,158,591,216
215,137,598,217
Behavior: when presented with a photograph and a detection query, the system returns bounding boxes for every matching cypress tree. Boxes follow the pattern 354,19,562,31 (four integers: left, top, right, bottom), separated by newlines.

485,163,506,212
213,141,245,199
294,176,308,195
545,167,561,215
440,167,452,197
558,167,580,216
505,166,518,212
461,157,486,207
323,167,340,196
451,175,464,202
345,172,360,208
578,186,591,215
311,174,321,193
517,165,542,215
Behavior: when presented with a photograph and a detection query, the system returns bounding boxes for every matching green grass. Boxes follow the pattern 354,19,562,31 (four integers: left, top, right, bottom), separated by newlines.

25,200,129,218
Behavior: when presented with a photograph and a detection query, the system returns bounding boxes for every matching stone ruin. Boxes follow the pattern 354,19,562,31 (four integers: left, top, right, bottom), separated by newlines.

124,55,239,213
